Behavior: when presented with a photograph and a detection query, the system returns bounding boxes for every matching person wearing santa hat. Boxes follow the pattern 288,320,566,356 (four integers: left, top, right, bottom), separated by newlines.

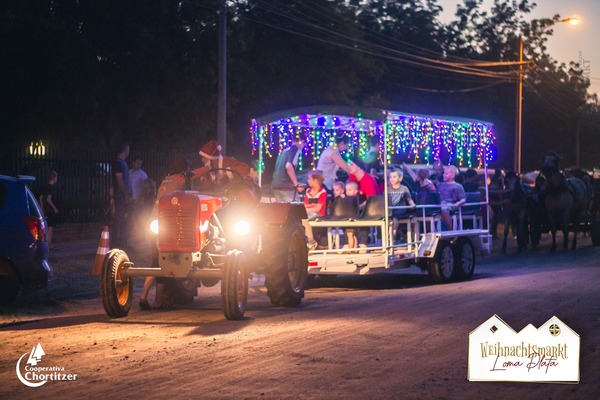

198,140,223,168
196,139,258,190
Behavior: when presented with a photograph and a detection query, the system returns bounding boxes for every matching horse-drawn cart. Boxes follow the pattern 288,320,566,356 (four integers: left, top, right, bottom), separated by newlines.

252,106,495,283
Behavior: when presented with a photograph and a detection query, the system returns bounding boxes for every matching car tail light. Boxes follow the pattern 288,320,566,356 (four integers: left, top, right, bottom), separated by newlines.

22,216,47,242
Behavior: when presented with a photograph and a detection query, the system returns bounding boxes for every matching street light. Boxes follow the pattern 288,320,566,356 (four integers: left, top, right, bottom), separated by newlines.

514,17,580,173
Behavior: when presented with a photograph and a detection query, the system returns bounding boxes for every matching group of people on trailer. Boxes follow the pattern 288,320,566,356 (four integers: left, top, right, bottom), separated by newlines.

270,131,484,251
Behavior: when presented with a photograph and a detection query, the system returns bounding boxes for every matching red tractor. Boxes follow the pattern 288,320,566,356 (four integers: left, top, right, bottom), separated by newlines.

100,176,308,320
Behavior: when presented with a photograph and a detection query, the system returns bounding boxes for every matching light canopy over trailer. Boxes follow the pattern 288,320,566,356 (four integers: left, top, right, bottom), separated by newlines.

251,106,495,173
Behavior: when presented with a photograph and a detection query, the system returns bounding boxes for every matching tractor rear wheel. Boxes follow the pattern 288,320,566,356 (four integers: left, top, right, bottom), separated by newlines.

264,221,308,307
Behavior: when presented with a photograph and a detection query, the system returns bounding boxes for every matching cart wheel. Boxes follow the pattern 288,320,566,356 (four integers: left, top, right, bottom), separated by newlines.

453,238,475,281
221,250,248,320
100,249,133,318
428,241,455,284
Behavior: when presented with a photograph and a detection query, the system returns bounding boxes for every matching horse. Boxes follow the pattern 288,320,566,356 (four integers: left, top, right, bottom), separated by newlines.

526,174,547,251
501,171,529,253
540,152,588,252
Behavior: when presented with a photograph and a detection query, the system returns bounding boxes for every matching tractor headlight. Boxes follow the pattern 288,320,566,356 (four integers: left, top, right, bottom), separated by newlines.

233,220,251,236
150,219,159,235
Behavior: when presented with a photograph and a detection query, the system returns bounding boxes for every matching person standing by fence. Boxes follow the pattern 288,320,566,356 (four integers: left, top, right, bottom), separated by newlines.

39,170,59,250
111,143,131,248
129,157,148,237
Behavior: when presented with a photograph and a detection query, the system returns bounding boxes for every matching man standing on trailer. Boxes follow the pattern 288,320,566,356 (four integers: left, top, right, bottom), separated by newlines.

271,133,307,202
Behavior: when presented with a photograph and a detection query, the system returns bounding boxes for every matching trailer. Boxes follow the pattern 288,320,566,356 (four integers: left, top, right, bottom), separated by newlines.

251,106,495,283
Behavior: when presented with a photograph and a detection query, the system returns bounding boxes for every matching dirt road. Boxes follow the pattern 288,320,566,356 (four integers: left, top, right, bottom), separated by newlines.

1,235,599,399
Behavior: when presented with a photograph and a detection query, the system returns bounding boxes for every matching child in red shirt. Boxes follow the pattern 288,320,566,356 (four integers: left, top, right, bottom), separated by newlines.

304,170,327,218
348,162,379,209
303,170,327,249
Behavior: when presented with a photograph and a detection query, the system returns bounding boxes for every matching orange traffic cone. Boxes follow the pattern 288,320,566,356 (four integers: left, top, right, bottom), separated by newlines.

91,226,110,276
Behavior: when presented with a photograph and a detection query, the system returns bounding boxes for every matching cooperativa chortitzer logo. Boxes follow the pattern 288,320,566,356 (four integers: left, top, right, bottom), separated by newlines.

16,343,78,387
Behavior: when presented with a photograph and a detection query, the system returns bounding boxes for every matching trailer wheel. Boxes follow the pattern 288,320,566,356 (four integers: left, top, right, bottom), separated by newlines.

0,260,20,305
100,249,132,318
428,241,455,284
453,238,475,281
221,250,248,320
264,221,308,307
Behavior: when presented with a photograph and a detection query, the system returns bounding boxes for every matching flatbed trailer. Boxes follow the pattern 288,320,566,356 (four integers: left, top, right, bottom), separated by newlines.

307,206,491,283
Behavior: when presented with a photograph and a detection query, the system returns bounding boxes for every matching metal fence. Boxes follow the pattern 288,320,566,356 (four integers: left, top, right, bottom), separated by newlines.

0,147,171,223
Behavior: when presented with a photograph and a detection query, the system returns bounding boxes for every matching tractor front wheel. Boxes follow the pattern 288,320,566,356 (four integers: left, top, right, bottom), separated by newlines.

221,250,248,320
100,249,133,318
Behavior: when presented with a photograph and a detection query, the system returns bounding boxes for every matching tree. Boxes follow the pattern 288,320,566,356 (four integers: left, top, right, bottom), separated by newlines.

1,0,597,170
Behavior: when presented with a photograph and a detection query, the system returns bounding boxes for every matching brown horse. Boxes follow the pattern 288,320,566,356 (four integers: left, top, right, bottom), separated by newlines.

541,153,588,252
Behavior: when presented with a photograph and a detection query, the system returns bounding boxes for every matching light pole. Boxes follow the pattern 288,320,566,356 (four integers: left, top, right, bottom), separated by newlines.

514,35,523,173
514,17,580,173
217,0,227,155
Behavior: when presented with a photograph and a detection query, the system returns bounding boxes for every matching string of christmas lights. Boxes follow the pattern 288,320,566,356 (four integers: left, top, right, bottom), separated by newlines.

251,110,495,168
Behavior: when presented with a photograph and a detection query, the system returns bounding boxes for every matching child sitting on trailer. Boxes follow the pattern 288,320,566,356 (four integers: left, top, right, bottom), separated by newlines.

439,165,466,231
328,181,346,214
388,169,416,241
303,170,327,250
332,181,346,199
344,181,360,249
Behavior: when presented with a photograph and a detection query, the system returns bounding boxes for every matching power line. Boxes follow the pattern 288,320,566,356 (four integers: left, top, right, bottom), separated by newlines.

240,4,523,80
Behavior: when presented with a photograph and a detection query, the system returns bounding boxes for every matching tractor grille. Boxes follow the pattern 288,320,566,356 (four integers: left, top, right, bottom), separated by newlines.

158,204,199,252
156,191,222,253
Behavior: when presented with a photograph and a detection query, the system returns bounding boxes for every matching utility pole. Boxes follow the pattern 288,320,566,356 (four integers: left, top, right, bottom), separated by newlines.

514,18,579,173
576,51,589,167
575,121,581,166
514,36,523,173
217,0,227,154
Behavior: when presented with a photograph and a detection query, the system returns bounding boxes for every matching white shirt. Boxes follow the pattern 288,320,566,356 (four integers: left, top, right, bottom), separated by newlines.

130,168,148,199
317,146,341,189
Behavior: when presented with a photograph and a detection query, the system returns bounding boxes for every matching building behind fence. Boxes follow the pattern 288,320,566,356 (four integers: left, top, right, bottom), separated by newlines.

1,146,171,224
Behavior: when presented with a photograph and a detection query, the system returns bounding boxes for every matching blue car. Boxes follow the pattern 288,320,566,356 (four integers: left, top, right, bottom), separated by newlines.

0,175,52,304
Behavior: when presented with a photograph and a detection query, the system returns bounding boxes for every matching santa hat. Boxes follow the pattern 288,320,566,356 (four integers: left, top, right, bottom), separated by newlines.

199,140,222,160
